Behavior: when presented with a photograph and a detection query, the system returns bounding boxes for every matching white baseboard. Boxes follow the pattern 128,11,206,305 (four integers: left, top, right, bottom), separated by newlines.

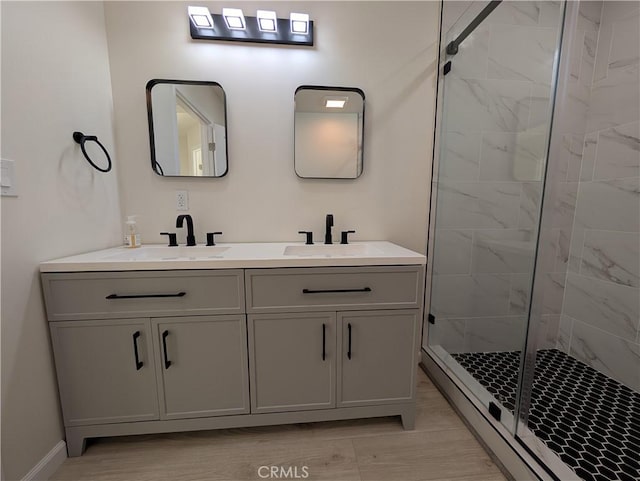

21,440,67,481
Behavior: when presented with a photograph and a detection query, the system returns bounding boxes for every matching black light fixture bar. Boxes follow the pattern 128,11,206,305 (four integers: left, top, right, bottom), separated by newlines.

190,14,314,46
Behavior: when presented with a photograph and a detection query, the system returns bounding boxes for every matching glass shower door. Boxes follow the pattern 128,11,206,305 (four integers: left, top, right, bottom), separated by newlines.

513,2,640,479
425,0,565,432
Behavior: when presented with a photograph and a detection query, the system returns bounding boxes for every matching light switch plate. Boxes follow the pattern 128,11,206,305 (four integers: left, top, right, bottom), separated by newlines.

1,159,17,197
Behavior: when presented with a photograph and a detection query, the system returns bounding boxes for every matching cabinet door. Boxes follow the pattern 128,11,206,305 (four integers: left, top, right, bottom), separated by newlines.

50,319,159,426
248,312,336,413
153,316,250,420
337,310,419,407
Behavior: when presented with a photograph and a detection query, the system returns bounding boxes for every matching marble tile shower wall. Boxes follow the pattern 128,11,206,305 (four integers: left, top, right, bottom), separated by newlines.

431,1,563,353
555,1,640,393
532,1,606,353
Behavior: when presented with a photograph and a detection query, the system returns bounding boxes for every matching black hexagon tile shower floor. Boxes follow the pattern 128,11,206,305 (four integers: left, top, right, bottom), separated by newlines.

451,349,640,481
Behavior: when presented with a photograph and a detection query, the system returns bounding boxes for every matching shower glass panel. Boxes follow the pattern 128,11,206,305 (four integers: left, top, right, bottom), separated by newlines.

426,0,565,434
514,2,640,480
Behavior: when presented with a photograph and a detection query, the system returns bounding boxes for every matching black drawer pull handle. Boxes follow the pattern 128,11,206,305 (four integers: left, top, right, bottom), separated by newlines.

322,323,326,361
132,331,143,370
162,330,172,369
347,323,352,360
106,292,186,300
302,287,372,294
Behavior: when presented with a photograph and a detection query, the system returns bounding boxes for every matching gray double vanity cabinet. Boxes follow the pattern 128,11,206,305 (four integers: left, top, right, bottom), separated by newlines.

40,242,425,456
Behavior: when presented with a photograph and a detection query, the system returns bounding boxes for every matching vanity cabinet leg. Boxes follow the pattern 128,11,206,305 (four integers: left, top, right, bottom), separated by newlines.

65,429,86,457
401,406,416,430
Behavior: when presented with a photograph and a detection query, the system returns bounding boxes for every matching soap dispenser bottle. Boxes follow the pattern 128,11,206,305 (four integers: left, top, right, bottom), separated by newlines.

124,215,141,248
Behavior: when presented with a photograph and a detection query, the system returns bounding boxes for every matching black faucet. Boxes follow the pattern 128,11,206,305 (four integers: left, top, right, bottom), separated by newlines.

325,214,334,245
176,214,196,246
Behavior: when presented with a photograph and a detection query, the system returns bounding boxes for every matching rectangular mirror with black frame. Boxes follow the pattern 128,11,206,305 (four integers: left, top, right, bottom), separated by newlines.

294,85,365,179
146,79,228,177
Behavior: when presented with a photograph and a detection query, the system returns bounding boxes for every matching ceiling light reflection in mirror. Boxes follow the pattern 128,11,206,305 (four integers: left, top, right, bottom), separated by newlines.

294,86,365,179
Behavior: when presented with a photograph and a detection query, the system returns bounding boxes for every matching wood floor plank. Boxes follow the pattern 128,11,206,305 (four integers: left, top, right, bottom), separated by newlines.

352,429,506,481
52,437,361,481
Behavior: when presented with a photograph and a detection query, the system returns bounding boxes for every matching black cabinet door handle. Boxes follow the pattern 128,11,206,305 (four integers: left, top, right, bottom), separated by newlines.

347,323,352,360
106,292,186,300
322,323,326,361
162,330,172,369
302,287,371,294
132,331,143,370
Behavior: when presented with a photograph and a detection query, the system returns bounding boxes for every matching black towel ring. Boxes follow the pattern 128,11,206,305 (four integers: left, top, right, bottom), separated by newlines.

72,131,112,173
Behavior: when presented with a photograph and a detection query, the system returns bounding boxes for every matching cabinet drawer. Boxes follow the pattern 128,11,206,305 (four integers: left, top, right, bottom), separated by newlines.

246,266,423,313
42,270,245,321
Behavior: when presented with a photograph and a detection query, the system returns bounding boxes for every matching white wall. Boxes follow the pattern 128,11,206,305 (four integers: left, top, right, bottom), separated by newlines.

1,2,122,479
105,1,439,253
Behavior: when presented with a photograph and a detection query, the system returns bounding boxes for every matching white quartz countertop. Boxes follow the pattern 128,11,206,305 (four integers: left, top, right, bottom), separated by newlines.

39,241,426,272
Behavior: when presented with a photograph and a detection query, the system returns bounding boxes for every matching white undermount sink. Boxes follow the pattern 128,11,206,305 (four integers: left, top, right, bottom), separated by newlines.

103,245,230,261
283,244,381,257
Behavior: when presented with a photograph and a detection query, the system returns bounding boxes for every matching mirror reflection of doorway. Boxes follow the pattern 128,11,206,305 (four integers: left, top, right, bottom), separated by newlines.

213,123,226,177
191,147,202,175
147,80,228,177
175,92,214,177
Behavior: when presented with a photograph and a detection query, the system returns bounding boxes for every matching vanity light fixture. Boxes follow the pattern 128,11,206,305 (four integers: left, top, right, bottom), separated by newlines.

290,12,309,34
188,6,313,46
257,10,277,32
222,7,246,30
188,6,214,28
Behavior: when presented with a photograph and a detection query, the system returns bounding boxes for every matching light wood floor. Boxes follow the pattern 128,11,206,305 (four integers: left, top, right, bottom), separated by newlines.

51,369,508,481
